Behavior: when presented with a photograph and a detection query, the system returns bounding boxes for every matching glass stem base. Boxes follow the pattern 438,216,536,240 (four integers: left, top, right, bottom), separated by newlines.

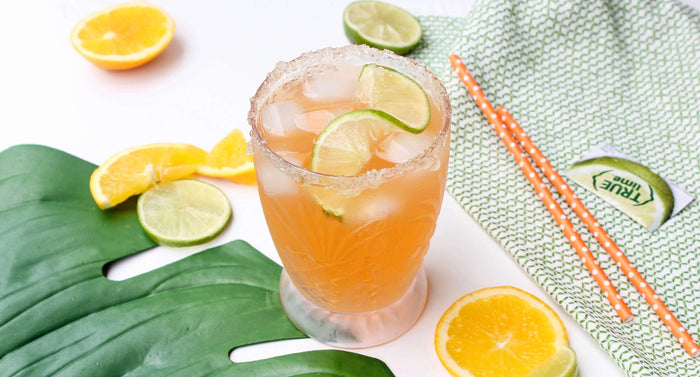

279,268,428,348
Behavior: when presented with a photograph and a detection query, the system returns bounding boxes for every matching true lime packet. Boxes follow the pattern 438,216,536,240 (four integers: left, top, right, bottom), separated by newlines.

564,144,694,232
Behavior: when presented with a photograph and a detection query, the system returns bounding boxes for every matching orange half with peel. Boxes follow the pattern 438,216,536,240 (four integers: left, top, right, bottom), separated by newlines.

71,2,175,70
435,286,569,377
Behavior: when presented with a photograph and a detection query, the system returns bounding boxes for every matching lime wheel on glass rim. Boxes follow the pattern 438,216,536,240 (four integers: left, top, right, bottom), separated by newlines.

308,62,432,216
310,63,432,176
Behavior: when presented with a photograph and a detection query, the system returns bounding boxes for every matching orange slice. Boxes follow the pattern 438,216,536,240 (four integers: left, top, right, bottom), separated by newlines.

435,286,569,377
70,2,175,70
90,143,206,209
197,129,256,184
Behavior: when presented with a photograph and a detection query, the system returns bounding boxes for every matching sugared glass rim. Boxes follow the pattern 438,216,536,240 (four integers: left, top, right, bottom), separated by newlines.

247,44,452,193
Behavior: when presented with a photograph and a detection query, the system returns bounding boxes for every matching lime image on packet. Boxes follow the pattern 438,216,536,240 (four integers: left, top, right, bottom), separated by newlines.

565,144,693,232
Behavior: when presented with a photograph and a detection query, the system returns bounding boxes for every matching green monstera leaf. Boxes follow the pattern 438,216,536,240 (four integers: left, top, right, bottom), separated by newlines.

0,145,395,377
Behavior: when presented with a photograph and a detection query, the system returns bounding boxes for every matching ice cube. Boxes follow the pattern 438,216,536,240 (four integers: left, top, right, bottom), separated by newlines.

376,132,434,164
261,101,303,136
257,157,299,197
349,195,401,224
276,150,307,168
294,110,336,134
303,63,361,102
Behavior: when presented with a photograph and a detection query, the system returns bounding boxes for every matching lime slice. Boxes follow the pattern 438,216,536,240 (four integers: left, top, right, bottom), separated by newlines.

137,179,231,247
565,157,674,231
310,109,412,176
357,63,430,133
309,109,416,217
528,346,578,377
305,185,348,221
343,0,422,55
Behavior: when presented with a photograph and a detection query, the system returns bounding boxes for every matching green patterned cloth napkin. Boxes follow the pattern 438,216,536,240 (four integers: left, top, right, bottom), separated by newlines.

410,0,700,376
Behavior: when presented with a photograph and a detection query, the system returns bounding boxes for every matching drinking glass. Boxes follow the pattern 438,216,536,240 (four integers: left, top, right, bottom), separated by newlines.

248,45,451,348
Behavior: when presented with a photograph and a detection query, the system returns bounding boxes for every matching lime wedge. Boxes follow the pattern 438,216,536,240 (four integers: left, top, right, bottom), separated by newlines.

565,157,674,231
137,179,231,247
528,346,578,377
310,109,412,176
343,1,422,55
357,63,430,133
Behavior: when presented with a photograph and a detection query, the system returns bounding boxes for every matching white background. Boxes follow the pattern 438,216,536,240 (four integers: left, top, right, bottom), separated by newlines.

2,1,698,376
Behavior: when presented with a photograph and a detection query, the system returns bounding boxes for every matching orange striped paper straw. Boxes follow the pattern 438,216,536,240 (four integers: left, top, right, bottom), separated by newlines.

497,106,699,358
448,54,634,323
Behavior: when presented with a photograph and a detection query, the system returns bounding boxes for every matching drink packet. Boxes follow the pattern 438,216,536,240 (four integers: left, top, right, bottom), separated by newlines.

564,143,694,232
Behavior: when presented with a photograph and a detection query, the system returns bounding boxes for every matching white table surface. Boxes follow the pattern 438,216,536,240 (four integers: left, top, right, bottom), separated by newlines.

2,1,698,376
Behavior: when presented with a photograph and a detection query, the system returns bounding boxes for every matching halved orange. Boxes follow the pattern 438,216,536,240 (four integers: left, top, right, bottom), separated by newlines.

197,129,256,184
90,143,206,209
70,2,175,70
435,286,569,377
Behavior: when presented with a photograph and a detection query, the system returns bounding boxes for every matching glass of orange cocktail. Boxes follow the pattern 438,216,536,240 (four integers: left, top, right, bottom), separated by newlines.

248,45,451,348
